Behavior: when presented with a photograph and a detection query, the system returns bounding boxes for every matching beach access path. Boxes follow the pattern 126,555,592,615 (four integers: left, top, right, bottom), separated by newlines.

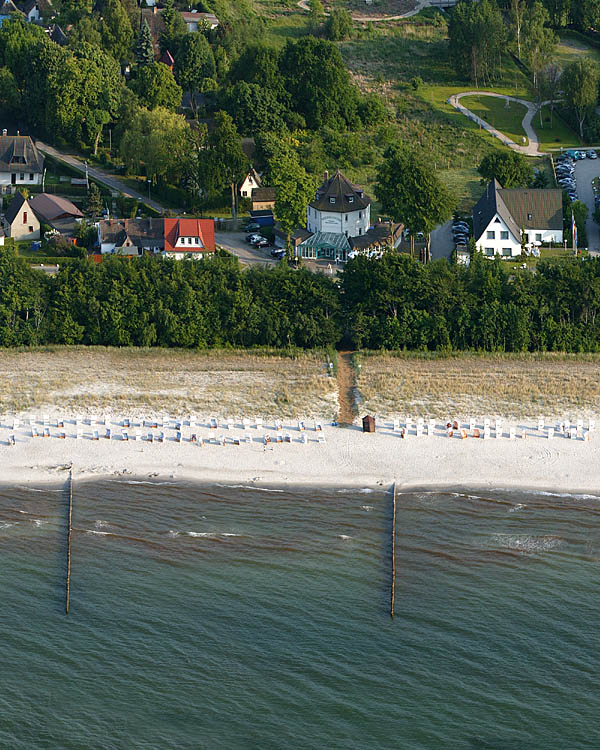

448,92,549,156
2,414,600,496
35,141,170,215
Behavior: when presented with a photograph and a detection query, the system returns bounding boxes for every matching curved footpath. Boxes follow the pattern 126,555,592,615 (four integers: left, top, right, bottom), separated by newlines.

297,0,433,21
448,91,550,156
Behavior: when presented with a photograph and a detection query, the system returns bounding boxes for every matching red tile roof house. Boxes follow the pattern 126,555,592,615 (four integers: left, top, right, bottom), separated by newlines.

163,218,215,259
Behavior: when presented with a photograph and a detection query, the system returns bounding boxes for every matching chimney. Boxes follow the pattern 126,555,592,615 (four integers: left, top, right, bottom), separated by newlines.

153,4,156,13
1,129,6,136
324,170,329,182
16,130,19,136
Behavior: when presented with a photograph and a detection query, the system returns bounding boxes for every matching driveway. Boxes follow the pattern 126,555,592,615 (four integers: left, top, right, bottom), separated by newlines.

430,220,454,261
573,156,600,252
216,231,277,267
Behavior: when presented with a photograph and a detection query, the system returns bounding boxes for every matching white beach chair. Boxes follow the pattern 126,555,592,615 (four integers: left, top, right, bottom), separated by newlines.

417,416,424,429
227,418,234,430
298,420,305,432
43,414,49,427
509,427,515,440
428,418,435,436
29,415,35,426
301,433,308,444
393,419,400,433
483,427,491,440
148,432,153,443
176,431,182,443
92,429,99,441
218,435,225,446
123,417,130,428
589,418,596,432
210,417,218,429
276,433,283,443
122,429,128,441
245,433,252,444
59,431,66,440
105,428,111,440
254,418,262,430
13,417,20,430
234,436,241,446
77,429,83,440
416,424,423,438
57,417,64,428
275,419,283,431
90,415,97,427
315,420,323,432
190,415,197,428
495,418,502,434
547,427,554,440
577,418,583,433
243,418,251,431
162,415,169,429
31,427,38,438
318,434,326,444
469,418,475,432
405,416,412,432
570,427,577,440
159,431,165,443
484,418,490,430
538,416,544,432
103,414,110,426
284,433,291,443
134,429,141,442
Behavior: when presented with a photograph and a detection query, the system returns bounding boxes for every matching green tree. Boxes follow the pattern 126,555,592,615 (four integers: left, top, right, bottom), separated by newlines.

279,37,359,129
478,151,534,187
521,1,557,88
200,111,248,218
221,81,285,136
68,16,103,48
86,183,104,216
270,145,316,258
0,66,20,116
174,32,216,111
160,0,187,56
135,19,154,66
571,0,600,31
100,0,133,63
325,8,353,41
308,0,325,34
375,144,456,262
509,0,526,59
448,0,506,86
562,57,600,138
132,62,182,111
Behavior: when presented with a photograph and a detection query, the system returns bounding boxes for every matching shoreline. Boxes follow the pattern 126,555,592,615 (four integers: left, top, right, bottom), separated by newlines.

2,415,600,496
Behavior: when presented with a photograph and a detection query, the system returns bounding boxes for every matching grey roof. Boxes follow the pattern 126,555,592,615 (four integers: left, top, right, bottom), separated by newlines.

50,24,67,44
0,135,44,174
251,187,276,202
299,231,351,252
309,169,370,213
0,0,22,14
98,218,164,249
273,224,312,244
29,193,83,222
249,209,273,218
4,192,27,225
350,221,403,251
473,179,563,243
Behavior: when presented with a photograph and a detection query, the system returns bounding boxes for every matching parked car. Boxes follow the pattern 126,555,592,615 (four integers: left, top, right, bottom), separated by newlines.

243,221,261,232
271,248,286,259
246,233,262,243
253,237,270,248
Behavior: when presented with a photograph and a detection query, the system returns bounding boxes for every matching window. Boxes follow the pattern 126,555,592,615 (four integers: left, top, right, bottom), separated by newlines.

536,233,542,242
329,197,335,204
494,217,501,223
500,231,509,240
527,213,532,221
348,197,354,204
487,230,495,239
359,212,362,219
194,237,199,244
485,247,494,256
23,211,27,223
345,215,348,222
502,247,511,256
29,173,34,181
19,173,24,181
29,226,33,233
358,228,362,235
188,237,192,245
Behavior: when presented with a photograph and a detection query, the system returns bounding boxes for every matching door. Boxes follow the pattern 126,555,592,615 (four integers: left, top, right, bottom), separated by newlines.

10,173,16,185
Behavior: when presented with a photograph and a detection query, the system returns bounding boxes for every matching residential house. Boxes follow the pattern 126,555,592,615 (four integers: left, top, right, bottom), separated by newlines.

97,218,164,256
307,169,371,238
180,10,219,31
0,0,22,24
29,193,83,236
348,221,404,257
0,133,44,188
473,179,563,258
240,169,261,199
49,23,67,44
159,49,174,71
273,225,312,251
163,217,215,258
3,192,40,241
251,187,276,212
20,0,53,22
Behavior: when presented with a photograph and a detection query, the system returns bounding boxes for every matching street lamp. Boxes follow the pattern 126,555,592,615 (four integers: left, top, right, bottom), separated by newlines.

147,179,151,200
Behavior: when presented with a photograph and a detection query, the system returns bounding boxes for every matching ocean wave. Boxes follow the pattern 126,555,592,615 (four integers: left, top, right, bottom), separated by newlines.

338,535,352,540
121,480,179,486
186,532,242,538
86,530,108,536
18,486,63,493
491,534,565,553
0,522,15,529
94,520,109,529
536,491,600,501
337,488,378,494
216,484,284,493
32,520,47,527
508,504,527,513
361,505,374,511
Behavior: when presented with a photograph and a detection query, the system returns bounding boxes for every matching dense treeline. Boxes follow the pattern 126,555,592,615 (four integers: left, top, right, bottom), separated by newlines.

4,249,600,353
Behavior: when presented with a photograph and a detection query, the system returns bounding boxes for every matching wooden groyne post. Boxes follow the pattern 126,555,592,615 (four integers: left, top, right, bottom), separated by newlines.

65,464,73,615
390,482,397,619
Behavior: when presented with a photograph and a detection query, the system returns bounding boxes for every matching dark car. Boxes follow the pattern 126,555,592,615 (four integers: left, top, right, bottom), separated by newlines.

243,222,261,232
253,237,270,248
271,248,286,259
246,233,262,243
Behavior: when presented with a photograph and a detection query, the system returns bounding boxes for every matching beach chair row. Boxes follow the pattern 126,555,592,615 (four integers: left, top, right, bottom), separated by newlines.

390,416,596,436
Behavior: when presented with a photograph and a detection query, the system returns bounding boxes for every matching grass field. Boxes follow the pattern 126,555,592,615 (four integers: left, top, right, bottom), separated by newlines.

532,105,581,151
355,351,600,419
555,32,600,68
459,95,529,145
0,348,339,419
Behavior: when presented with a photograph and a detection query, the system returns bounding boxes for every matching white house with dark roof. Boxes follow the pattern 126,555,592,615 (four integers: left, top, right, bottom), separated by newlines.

473,179,563,258
307,169,371,238
0,133,44,187
3,192,40,241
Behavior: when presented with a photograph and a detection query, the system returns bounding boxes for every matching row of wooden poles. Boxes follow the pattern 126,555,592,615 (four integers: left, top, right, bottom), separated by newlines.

63,471,398,618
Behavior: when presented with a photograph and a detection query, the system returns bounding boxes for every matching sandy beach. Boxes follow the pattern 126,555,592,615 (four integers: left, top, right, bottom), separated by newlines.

1,413,599,495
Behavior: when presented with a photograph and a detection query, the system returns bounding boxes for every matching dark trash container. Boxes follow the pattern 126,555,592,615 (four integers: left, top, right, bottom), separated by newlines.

362,415,375,433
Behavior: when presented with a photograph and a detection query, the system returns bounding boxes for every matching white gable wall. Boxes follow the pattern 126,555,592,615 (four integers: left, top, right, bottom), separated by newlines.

476,214,564,258
307,204,370,238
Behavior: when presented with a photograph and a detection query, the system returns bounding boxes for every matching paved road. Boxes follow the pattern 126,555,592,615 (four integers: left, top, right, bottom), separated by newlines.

448,92,551,156
36,141,169,214
216,231,277,267
573,156,600,252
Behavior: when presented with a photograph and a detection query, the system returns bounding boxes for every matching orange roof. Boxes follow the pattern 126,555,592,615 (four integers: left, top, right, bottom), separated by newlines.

163,218,215,254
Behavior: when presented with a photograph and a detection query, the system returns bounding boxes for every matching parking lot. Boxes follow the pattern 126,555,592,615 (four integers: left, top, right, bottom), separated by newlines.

571,156,600,252
215,230,278,267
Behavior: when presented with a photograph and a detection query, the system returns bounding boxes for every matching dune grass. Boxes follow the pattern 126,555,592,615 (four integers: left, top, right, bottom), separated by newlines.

355,351,600,419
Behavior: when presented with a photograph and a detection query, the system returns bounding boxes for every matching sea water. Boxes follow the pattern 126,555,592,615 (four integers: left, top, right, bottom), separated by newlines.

0,481,599,749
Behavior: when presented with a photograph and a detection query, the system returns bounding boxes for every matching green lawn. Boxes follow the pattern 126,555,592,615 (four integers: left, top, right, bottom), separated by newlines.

459,95,529,145
554,32,600,68
532,105,582,151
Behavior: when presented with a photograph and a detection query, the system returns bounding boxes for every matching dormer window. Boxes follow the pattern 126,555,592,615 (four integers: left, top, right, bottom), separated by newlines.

348,196,354,204
329,197,335,204
527,213,532,220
